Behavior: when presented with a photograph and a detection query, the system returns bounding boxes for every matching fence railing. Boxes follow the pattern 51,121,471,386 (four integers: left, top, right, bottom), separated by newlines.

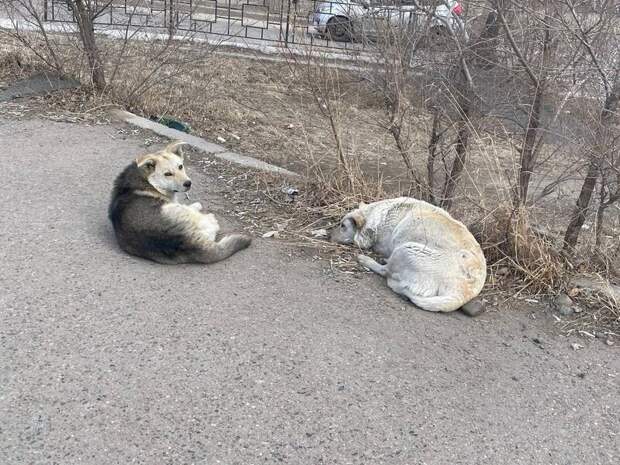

43,0,446,52
44,0,369,50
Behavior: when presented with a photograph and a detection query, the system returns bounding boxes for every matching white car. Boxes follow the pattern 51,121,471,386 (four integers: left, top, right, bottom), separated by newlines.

310,0,468,43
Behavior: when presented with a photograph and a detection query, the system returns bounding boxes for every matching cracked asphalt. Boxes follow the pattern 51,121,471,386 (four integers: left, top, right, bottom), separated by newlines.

1,117,618,465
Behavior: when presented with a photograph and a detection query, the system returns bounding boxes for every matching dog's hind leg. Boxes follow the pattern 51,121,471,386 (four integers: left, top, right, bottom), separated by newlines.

357,254,387,277
385,244,464,312
198,213,220,241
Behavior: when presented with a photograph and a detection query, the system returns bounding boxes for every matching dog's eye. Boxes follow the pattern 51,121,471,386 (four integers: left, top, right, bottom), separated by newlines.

164,172,173,176
341,223,346,230
178,165,183,170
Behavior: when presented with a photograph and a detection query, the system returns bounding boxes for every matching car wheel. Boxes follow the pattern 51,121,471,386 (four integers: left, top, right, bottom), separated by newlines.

326,16,352,42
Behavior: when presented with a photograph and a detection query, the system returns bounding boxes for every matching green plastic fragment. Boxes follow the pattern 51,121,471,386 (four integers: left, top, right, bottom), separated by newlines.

150,115,191,133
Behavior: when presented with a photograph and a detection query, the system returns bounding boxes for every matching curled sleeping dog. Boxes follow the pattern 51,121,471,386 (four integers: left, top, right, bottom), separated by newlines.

109,141,251,264
330,197,486,313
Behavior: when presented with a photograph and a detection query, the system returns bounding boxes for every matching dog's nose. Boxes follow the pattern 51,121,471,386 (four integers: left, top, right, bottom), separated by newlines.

183,180,192,188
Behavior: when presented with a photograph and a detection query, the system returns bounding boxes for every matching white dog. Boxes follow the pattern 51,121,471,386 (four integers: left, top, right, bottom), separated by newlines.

330,197,486,312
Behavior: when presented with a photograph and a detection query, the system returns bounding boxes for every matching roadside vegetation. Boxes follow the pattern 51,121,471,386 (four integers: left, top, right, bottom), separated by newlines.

1,0,618,333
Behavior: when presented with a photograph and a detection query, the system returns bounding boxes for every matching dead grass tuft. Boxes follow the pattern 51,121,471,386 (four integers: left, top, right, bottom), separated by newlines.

562,284,620,337
0,48,37,83
472,204,568,295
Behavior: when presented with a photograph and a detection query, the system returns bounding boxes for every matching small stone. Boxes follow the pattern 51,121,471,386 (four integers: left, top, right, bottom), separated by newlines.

216,136,226,143
571,343,584,351
554,293,574,316
578,330,596,338
497,266,510,276
461,299,486,317
281,187,299,196
311,229,328,238
606,339,615,346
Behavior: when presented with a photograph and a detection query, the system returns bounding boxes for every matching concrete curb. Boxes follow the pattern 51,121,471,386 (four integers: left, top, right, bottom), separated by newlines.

110,109,299,178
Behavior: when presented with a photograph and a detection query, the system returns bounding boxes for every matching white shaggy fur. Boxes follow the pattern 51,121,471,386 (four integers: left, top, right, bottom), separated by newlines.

331,197,486,312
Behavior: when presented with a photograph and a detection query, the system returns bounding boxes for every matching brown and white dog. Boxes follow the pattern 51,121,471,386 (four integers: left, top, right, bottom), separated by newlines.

330,197,486,312
108,141,251,264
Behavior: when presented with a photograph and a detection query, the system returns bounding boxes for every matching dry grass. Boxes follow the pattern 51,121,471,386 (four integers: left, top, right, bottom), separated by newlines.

1,29,619,333
472,205,568,294
561,283,619,337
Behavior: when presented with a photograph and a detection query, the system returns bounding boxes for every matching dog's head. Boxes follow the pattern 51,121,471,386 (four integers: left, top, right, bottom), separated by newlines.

329,203,367,245
136,141,191,196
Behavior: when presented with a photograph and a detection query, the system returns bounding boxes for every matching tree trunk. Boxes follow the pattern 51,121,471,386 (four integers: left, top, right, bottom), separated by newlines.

439,10,500,209
495,5,555,207
390,122,423,196
70,0,105,90
426,110,441,205
563,80,619,252
441,117,469,210
514,16,556,206
516,83,544,205
564,159,599,250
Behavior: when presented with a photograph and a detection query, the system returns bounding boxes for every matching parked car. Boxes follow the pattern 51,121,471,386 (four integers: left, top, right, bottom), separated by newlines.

310,0,468,43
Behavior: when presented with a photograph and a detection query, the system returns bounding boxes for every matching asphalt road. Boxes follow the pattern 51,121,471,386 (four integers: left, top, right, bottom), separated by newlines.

1,118,619,465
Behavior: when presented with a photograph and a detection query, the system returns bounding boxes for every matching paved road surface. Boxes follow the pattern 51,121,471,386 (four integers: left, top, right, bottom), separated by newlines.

1,118,618,465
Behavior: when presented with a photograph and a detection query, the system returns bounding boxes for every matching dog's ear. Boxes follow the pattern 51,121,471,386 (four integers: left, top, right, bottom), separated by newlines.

358,201,367,209
164,141,187,159
135,154,157,171
350,211,366,230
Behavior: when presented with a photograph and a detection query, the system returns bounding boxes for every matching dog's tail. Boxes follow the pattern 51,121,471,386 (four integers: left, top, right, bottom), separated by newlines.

189,234,252,264
405,294,465,313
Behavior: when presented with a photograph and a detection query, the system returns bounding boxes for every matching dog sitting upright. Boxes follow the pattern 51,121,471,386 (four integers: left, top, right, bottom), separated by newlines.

108,141,251,264
330,197,486,312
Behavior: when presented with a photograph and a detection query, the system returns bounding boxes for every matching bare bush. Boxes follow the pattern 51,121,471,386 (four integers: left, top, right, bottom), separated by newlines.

0,0,66,73
335,0,620,284
1,0,220,106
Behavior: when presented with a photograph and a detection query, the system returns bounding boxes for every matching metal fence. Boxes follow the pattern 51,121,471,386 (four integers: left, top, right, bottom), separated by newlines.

43,0,372,51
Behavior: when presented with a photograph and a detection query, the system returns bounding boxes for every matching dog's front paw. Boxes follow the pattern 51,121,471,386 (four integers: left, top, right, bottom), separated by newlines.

189,202,203,211
203,213,217,223
357,254,372,268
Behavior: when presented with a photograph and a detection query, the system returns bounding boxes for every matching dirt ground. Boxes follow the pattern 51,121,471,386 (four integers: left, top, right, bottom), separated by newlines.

1,112,619,465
